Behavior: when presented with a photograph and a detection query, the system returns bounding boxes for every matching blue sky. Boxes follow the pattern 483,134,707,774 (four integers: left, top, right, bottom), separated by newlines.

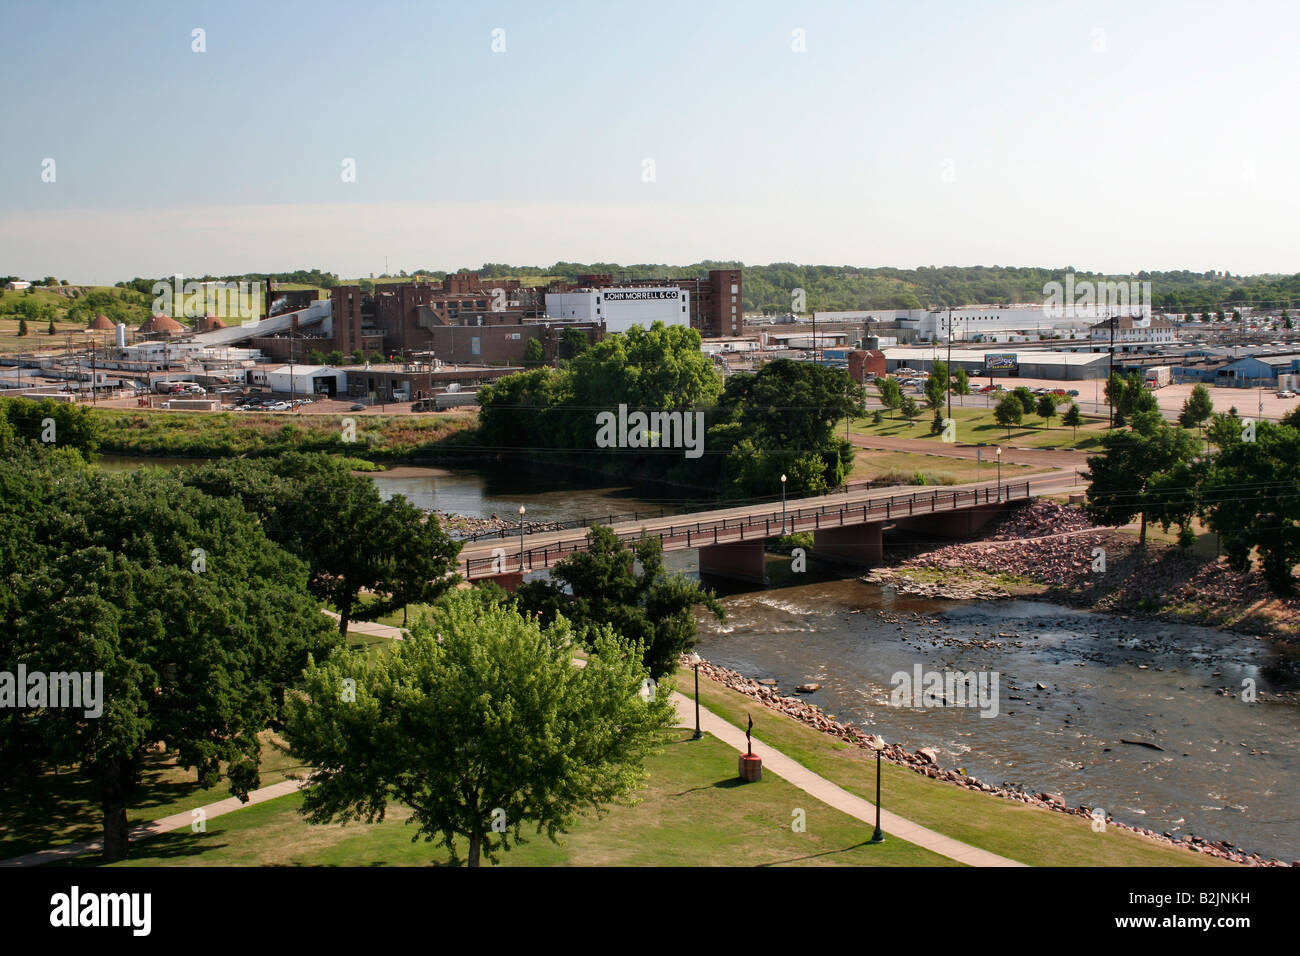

2,0,1297,281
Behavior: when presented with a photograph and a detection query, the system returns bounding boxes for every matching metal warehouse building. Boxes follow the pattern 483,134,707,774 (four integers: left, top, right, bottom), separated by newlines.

881,348,1112,380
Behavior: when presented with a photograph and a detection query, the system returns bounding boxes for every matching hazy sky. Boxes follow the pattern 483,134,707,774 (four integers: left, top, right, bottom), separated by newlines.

2,0,1297,282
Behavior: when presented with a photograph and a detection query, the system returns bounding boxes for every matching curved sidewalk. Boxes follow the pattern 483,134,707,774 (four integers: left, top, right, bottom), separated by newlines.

672,691,1026,867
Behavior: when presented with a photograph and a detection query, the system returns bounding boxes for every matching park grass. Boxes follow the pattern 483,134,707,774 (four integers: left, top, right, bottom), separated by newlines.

687,675,1236,867
850,404,1111,450
65,731,956,867
847,449,1045,485
0,731,307,860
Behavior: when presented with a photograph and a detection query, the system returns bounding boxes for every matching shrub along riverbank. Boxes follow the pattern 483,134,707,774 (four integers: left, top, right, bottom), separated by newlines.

87,407,477,463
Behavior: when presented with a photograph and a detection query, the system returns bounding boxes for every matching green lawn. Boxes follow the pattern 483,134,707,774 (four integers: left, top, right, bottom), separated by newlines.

851,404,1110,450
847,449,1045,485
66,731,955,867
0,731,307,860
689,675,1236,868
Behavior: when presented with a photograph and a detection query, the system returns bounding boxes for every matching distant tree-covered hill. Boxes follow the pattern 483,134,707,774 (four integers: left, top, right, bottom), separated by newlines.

109,264,1300,316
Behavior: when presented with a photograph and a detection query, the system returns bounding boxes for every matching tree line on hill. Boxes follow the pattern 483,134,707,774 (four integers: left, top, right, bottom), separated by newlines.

96,263,1300,317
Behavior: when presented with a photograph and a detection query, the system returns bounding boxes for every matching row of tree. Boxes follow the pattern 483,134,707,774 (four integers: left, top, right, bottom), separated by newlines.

0,424,722,863
475,323,861,498
1085,386,1300,596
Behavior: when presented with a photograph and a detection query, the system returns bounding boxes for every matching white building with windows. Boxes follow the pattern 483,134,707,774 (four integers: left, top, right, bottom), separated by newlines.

1088,315,1178,345
545,286,690,334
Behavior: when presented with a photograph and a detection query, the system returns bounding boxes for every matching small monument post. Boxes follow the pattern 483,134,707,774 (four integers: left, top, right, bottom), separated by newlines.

738,713,762,782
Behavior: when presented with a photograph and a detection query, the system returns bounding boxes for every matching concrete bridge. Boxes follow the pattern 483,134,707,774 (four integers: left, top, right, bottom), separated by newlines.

457,472,1081,586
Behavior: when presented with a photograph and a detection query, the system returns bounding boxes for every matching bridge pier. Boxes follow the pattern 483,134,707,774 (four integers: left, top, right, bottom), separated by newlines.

811,522,883,567
892,502,1010,539
474,571,524,591
698,540,768,585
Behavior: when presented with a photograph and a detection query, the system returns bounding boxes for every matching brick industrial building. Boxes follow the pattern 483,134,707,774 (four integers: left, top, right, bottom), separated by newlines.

250,268,742,366
545,269,742,337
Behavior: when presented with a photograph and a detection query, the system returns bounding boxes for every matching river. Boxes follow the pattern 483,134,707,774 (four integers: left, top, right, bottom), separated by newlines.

95,455,1300,860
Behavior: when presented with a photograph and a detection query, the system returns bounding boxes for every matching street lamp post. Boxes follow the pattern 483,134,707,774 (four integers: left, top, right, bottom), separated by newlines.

688,652,703,740
518,505,526,572
868,734,886,844
780,473,788,534
996,446,1003,501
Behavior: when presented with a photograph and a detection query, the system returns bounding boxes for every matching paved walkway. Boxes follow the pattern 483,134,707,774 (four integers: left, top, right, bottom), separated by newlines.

2,653,1024,868
322,610,407,640
0,778,308,868
670,691,1026,867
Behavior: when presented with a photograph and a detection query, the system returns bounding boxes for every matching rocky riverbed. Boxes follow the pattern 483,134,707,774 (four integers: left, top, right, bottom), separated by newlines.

865,500,1300,645
686,655,1294,866
427,510,565,539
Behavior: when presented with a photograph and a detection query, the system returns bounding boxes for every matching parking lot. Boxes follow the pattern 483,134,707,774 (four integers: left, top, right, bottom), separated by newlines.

886,370,1298,422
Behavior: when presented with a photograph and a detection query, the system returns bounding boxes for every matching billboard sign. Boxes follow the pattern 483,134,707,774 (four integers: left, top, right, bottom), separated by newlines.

984,353,1018,374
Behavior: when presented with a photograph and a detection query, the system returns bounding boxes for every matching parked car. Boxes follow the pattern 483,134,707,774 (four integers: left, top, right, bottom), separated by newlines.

349,403,366,411
1066,389,1080,396
1277,390,1296,399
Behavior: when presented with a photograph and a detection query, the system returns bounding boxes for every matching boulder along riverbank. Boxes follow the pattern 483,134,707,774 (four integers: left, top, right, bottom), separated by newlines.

687,655,1294,867
861,499,1300,652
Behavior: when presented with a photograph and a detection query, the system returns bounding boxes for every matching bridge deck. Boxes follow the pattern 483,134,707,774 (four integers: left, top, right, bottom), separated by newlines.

457,474,1077,580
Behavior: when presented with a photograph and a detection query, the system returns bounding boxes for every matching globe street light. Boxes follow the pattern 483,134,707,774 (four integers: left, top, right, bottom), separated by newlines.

518,505,526,572
780,473,788,534
868,734,886,844
688,652,703,740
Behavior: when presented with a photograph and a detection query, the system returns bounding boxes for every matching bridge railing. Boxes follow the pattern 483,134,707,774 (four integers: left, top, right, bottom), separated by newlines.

461,479,1034,579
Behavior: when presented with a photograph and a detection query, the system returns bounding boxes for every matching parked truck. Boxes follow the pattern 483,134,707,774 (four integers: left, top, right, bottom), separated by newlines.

1143,366,1172,389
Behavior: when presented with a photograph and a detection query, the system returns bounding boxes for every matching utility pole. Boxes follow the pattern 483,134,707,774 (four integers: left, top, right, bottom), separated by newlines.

1107,309,1115,427
946,306,953,421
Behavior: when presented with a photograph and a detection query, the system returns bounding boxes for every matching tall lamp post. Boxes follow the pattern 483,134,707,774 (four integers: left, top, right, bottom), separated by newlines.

946,307,953,421
780,473,788,534
996,446,1003,501
868,734,886,844
688,652,703,740
518,505,526,573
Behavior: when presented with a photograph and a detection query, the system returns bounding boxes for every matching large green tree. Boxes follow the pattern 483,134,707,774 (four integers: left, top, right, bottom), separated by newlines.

1178,383,1214,430
924,361,948,409
1199,419,1300,595
286,592,676,867
876,377,903,418
183,454,460,635
994,393,1023,435
1084,410,1201,544
516,525,724,679
0,445,338,860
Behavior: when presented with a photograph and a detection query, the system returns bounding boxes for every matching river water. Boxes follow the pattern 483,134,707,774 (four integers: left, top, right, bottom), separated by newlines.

96,455,1300,860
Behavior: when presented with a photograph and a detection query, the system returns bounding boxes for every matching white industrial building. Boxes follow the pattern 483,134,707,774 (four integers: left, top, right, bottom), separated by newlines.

813,307,1104,343
1087,315,1178,345
545,286,690,334
249,364,347,396
881,347,1113,380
